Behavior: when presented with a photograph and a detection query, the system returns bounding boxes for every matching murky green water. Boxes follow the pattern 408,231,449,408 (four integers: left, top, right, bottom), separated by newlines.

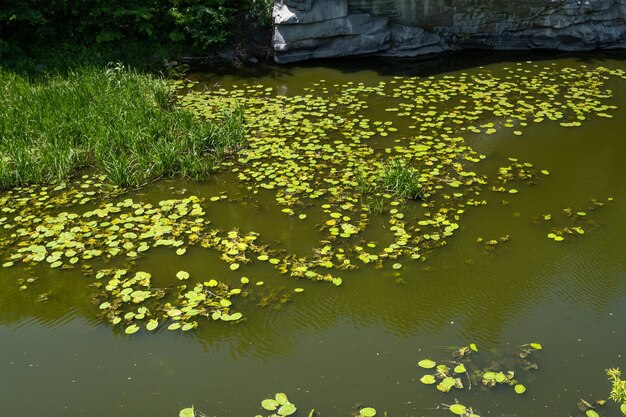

1,53,625,417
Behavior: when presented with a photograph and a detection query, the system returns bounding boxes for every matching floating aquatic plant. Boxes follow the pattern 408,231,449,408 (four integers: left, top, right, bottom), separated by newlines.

2,61,625,334
357,406,377,417
442,401,480,416
179,407,195,417
259,393,297,416
418,342,541,398
95,269,245,334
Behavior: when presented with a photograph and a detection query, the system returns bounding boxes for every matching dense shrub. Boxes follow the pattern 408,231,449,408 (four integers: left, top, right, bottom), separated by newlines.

0,0,251,59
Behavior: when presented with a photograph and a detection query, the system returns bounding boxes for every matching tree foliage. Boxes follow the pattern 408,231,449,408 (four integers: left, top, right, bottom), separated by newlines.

0,0,249,58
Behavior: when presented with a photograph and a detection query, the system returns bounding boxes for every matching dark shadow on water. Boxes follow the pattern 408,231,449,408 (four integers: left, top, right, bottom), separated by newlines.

189,49,626,81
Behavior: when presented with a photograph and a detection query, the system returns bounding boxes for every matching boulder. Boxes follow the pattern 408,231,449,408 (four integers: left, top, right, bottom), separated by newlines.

272,0,626,63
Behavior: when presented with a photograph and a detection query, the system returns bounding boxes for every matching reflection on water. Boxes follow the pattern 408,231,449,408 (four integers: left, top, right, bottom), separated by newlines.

1,53,625,417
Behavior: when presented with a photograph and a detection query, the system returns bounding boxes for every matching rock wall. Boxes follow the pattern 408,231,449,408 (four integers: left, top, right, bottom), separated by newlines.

273,0,626,63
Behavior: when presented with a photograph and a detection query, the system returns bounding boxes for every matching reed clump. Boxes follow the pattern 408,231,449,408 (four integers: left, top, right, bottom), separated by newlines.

378,158,423,200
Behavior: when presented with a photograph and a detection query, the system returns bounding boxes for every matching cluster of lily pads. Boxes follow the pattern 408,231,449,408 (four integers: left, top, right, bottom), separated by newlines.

0,188,208,268
417,342,543,414
180,393,379,417
533,197,614,242
0,178,319,333
258,393,298,417
95,268,245,334
0,176,344,285
175,62,624,277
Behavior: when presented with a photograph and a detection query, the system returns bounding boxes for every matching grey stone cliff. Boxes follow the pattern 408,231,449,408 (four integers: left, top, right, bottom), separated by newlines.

273,0,626,63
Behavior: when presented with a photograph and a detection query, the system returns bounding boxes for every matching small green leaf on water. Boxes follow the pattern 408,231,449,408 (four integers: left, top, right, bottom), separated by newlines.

420,374,436,384
278,403,297,416
176,270,189,280
449,404,467,415
418,359,436,369
241,277,249,284
261,399,279,411
514,384,526,394
440,377,456,390
125,324,139,335
577,211,587,216
454,364,466,374
99,302,111,309
586,410,599,417
168,322,181,330
146,319,158,331
294,288,304,293
530,342,542,350
179,407,194,417
275,393,289,406
541,170,550,175
392,263,402,270
495,372,506,383
508,189,518,194
469,343,478,352
619,403,626,415
483,371,497,380
176,248,186,256
359,407,376,417
230,263,240,271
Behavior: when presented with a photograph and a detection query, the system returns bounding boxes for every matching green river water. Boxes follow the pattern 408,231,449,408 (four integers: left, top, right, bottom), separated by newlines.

1,53,625,417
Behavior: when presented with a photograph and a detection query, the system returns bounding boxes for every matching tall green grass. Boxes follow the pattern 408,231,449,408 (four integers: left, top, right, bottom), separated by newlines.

378,158,423,200
0,64,245,189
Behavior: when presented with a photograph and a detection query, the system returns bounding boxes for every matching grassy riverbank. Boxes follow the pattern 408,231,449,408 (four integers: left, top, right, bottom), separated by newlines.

0,65,245,189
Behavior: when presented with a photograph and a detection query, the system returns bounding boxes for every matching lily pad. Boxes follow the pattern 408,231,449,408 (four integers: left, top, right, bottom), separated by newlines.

146,319,158,331
420,375,436,385
514,384,526,394
275,393,290,406
449,404,467,415
278,403,297,416
418,359,436,369
124,324,139,335
179,407,194,417
359,407,377,417
483,372,497,380
261,399,279,411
